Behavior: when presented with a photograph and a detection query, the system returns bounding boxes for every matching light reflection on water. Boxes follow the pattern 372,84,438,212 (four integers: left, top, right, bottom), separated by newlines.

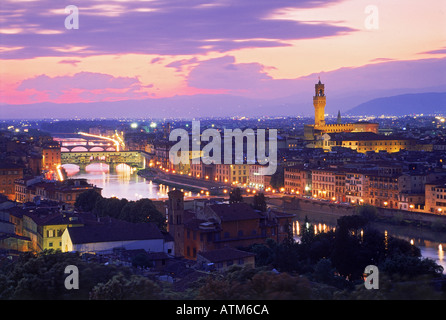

292,219,446,273
62,163,168,201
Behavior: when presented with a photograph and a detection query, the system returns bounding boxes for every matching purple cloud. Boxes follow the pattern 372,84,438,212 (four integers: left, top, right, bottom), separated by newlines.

17,72,141,91
0,0,353,59
419,47,446,55
166,57,199,72
187,55,446,101
58,59,81,66
15,72,150,101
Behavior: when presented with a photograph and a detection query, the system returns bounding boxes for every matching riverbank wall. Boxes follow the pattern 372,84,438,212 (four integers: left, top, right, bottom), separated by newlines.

268,196,446,230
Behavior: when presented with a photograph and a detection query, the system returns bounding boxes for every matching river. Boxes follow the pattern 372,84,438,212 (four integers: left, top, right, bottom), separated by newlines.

62,163,203,201
63,163,446,272
289,208,446,273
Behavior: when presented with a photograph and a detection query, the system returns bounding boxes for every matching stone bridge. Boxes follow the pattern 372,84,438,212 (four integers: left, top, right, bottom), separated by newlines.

61,151,147,170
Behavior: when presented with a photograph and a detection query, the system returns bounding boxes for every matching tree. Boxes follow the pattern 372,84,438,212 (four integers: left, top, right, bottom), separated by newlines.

0,250,138,300
120,198,166,230
94,197,128,218
269,166,284,190
252,193,267,212
229,187,243,203
312,258,336,285
75,190,103,212
300,216,315,246
89,273,161,300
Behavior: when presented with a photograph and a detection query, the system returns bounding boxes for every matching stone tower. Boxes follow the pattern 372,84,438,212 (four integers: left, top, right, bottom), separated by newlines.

313,78,326,127
167,189,184,257
337,110,342,124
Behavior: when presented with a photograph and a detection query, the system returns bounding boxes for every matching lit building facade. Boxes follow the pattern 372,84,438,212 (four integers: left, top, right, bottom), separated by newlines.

304,79,379,141
425,179,446,214
41,142,61,174
0,162,24,201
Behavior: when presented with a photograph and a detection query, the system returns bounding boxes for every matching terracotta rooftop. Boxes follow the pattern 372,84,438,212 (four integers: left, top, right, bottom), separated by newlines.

208,202,261,222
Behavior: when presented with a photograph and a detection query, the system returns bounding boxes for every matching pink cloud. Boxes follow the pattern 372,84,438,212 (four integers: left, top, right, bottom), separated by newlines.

58,59,82,67
11,72,151,104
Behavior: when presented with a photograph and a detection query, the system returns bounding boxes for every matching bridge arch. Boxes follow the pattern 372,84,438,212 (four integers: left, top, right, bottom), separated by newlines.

90,146,105,152
61,163,80,177
71,146,89,152
86,162,110,172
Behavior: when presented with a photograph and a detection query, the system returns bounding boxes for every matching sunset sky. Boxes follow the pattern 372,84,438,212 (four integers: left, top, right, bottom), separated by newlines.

0,0,445,118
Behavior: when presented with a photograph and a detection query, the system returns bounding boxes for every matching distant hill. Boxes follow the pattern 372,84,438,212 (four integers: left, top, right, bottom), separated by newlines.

347,92,446,116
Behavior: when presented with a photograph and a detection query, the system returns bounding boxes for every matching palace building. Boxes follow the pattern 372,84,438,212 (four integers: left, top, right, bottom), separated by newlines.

304,79,379,141
304,79,419,154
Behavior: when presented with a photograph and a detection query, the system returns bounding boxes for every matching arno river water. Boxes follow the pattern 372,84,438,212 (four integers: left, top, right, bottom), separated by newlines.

63,162,446,273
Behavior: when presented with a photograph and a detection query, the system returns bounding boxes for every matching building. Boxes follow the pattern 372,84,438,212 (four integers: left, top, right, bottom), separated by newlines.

41,141,61,175
62,217,173,254
167,190,294,260
304,79,379,141
15,178,101,206
317,132,416,154
311,167,342,200
425,179,446,214
196,247,256,272
366,173,400,209
344,169,370,205
249,164,272,190
0,162,24,201
284,165,311,195
23,210,89,252
15,176,43,203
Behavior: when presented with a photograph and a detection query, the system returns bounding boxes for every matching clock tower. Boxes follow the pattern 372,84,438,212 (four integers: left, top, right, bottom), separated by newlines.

313,78,326,127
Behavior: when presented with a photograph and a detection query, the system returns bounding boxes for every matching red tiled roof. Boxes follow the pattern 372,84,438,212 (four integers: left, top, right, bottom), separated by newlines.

208,203,260,222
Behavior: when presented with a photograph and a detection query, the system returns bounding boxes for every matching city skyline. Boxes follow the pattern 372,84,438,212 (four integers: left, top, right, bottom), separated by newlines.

1,0,446,119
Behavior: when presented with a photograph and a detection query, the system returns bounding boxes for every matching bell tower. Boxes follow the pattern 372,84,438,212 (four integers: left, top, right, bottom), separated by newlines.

313,78,326,127
167,189,184,257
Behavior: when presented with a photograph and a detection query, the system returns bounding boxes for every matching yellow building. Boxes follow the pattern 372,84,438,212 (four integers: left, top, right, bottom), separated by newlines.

425,179,446,214
318,132,416,153
23,211,88,252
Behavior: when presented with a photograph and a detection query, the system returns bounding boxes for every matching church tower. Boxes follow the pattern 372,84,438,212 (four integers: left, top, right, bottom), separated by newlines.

313,78,326,127
337,110,342,124
167,189,185,257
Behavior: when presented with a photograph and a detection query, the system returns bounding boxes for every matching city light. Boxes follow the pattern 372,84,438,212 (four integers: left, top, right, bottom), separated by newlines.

78,132,122,152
